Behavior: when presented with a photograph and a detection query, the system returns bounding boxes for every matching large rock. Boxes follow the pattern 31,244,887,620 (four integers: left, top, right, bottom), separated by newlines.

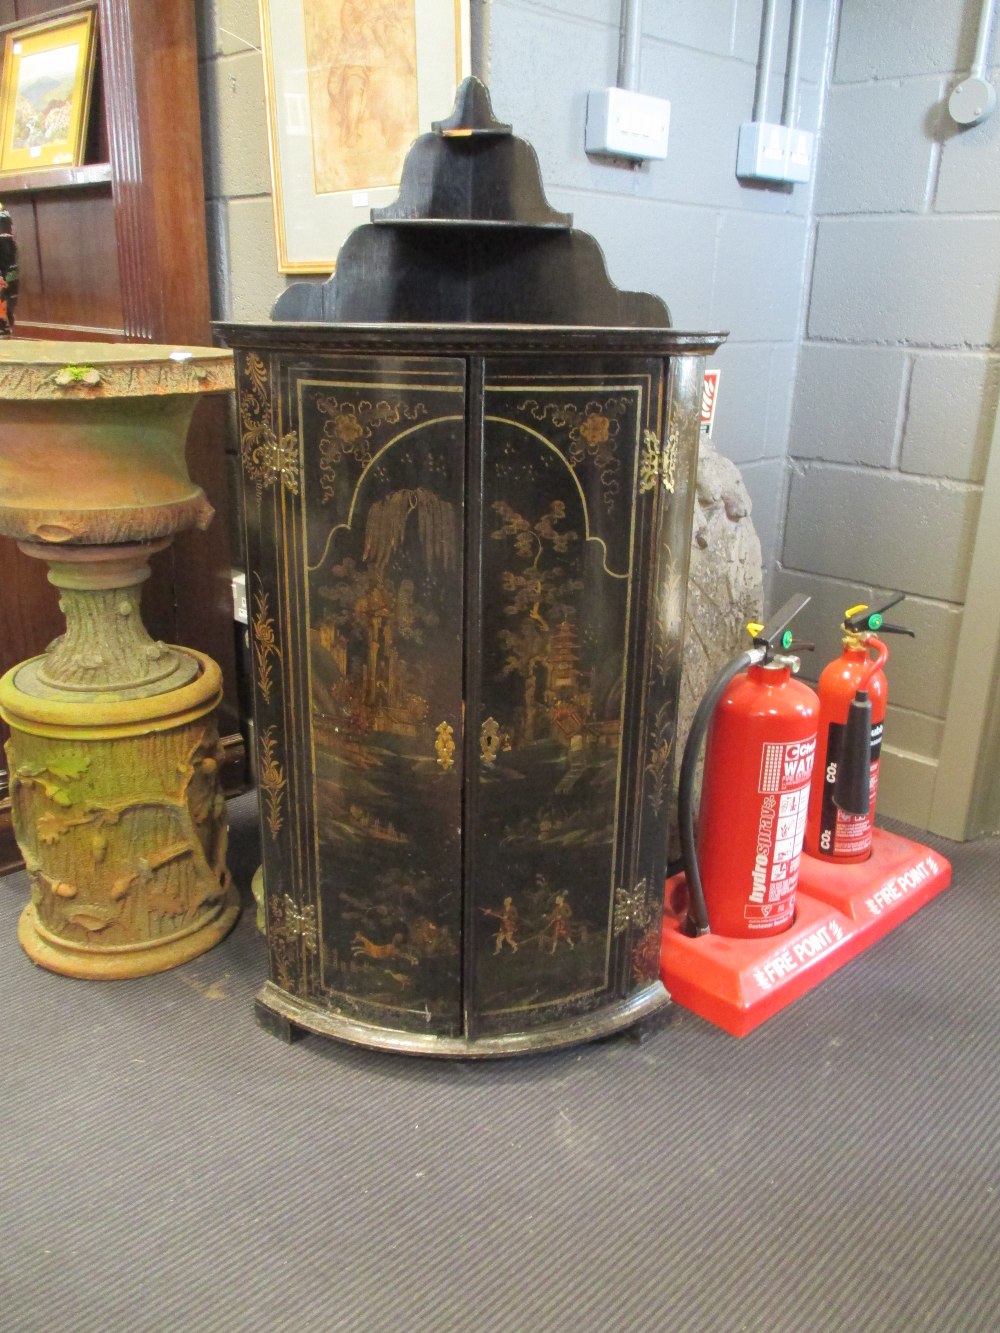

669,439,764,859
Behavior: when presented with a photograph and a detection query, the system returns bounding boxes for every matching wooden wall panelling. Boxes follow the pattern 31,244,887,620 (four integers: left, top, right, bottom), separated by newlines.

30,189,124,333
0,550,64,686
100,0,212,343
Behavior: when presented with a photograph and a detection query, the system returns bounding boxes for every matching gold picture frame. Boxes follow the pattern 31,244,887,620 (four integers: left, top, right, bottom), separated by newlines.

0,7,97,175
260,0,470,274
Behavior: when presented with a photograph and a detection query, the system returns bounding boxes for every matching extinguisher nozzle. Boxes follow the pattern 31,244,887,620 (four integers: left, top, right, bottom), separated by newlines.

834,690,872,816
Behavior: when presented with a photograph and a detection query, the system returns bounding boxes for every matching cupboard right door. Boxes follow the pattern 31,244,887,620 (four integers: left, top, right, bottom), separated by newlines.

466,356,667,1037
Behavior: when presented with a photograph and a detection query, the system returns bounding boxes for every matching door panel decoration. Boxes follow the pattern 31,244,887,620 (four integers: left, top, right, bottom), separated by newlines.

469,375,648,1031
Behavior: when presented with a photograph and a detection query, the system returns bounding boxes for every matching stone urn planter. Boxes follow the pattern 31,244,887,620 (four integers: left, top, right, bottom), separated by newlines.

0,340,240,979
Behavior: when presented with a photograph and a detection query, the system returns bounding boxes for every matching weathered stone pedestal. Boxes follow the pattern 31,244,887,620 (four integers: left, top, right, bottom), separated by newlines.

0,341,239,978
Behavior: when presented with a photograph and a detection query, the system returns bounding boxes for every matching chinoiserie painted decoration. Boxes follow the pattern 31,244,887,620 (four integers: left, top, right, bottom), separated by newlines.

220,78,726,1055
0,341,239,978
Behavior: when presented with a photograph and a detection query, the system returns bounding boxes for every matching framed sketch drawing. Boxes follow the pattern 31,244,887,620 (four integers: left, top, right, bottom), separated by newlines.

0,8,97,174
260,0,470,273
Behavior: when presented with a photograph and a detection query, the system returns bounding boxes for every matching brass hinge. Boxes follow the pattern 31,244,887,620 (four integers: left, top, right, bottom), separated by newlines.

271,894,318,954
614,878,652,935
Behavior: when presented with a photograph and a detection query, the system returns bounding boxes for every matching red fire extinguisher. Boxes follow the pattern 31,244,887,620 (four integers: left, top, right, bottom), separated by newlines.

804,595,915,864
678,595,823,939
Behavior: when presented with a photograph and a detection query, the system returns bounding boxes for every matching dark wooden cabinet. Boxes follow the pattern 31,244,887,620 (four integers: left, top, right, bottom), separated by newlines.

0,0,243,869
220,80,724,1054
223,330,717,1053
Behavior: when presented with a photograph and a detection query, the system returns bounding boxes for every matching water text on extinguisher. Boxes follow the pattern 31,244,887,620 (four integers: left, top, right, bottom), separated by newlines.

758,737,817,794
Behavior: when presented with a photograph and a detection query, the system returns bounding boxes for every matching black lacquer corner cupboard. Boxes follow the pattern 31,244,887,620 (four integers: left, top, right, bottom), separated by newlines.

219,79,725,1056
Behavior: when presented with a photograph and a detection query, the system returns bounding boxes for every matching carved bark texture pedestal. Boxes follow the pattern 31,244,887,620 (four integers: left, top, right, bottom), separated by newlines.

0,341,239,979
6,652,233,979
221,79,726,1055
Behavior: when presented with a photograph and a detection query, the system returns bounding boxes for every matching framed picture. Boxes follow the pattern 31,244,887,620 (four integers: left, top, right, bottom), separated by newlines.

0,7,97,174
260,0,470,274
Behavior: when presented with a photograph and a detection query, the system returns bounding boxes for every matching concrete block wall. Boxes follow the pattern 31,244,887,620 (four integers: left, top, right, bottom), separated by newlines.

196,0,288,324
196,0,837,586
485,0,835,582
773,0,1000,826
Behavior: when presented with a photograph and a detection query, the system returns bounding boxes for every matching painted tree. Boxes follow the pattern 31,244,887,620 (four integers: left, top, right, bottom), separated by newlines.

490,499,582,740
363,487,458,577
314,488,458,724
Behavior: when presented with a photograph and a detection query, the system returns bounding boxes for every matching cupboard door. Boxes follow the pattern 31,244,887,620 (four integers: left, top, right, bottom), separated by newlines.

245,352,467,1036
468,359,666,1034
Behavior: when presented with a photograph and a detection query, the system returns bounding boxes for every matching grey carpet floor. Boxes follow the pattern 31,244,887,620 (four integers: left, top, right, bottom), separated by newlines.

2,794,997,1332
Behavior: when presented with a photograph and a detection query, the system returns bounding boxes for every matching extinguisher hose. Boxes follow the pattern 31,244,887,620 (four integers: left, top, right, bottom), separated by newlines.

678,648,763,936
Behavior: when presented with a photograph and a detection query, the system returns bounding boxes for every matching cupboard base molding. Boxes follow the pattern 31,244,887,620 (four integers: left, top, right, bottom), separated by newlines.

255,979,670,1058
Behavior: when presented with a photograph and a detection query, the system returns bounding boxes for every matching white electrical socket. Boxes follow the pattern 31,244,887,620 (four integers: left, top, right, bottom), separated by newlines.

737,121,787,182
736,121,814,184
586,87,670,161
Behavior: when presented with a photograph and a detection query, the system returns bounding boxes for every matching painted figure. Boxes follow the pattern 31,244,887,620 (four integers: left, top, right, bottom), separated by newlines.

542,893,574,953
483,895,519,953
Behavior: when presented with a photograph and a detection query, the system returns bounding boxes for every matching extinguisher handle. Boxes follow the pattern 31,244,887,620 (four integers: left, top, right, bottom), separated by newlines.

844,591,914,636
678,646,764,936
878,622,916,637
750,592,811,659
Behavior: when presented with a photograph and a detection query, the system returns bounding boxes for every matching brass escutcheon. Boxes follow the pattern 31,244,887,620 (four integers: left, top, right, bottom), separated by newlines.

480,716,501,766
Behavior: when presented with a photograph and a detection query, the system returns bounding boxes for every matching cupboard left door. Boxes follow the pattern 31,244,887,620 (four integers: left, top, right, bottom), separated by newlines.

237,349,468,1037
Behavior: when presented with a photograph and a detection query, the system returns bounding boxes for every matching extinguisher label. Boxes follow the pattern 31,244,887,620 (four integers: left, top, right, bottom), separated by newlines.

746,738,815,929
758,738,817,793
818,721,883,856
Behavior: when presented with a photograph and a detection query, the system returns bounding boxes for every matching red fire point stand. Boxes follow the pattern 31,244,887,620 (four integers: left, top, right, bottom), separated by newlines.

660,828,952,1037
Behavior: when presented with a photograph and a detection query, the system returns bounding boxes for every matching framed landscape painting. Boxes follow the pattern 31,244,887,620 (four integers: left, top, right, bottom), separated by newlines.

0,8,97,174
260,0,470,273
